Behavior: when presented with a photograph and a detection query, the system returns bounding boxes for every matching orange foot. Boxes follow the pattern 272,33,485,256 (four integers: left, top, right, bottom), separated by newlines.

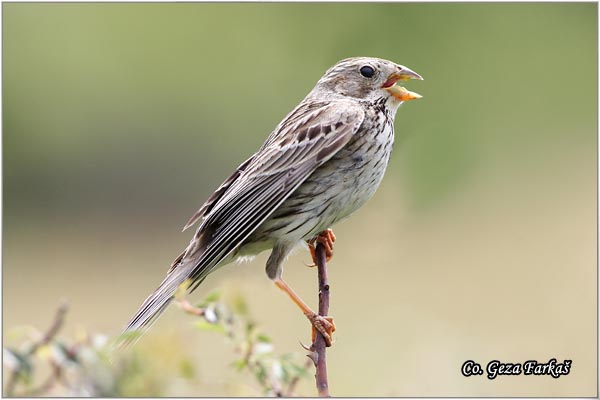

307,229,337,267
306,312,336,347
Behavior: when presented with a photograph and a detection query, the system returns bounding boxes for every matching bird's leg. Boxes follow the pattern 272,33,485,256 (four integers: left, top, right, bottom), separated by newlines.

306,229,336,267
274,278,336,347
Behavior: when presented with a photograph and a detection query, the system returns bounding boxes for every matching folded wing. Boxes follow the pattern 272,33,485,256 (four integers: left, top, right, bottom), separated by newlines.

123,101,365,337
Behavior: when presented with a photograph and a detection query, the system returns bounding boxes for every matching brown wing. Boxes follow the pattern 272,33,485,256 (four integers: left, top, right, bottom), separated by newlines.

185,101,365,279
182,155,255,232
124,100,364,335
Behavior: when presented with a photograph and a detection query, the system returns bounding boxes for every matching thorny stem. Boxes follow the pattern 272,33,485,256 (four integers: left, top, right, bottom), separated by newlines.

310,241,331,397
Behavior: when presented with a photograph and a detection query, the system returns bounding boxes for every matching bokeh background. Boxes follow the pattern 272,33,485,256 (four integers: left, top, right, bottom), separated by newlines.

3,2,597,397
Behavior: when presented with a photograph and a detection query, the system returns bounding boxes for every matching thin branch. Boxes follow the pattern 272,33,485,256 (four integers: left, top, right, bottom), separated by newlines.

4,301,68,397
311,241,331,397
285,358,312,397
29,301,68,355
21,363,62,397
4,362,19,397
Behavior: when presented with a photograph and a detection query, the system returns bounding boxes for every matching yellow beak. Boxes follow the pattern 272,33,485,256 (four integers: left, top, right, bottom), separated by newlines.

385,86,423,101
383,66,423,101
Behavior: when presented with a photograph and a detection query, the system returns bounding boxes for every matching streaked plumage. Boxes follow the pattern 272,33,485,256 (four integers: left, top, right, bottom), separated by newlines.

124,57,422,339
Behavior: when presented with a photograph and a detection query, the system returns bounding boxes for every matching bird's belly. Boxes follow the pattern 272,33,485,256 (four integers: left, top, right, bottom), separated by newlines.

250,120,394,244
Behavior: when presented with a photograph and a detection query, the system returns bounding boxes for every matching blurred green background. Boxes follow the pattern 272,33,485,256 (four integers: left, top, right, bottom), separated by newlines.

3,2,597,396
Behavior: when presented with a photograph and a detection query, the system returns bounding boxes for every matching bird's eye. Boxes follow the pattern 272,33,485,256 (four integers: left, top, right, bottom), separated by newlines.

359,66,375,78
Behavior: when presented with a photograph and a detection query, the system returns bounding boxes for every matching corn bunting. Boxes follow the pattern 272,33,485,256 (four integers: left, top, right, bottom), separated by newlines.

124,57,422,346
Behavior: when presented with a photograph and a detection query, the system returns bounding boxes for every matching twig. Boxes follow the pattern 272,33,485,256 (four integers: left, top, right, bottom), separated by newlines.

285,358,312,397
4,301,68,397
311,241,331,397
22,363,62,397
4,362,20,396
29,301,68,355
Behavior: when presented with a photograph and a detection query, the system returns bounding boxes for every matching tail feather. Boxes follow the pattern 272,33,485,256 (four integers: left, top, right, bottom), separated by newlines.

121,261,196,344
119,226,220,347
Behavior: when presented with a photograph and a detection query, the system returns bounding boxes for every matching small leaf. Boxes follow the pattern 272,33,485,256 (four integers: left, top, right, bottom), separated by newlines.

194,320,226,335
201,290,221,304
179,359,195,379
287,361,311,378
231,294,248,316
256,334,271,343
231,358,247,371
245,321,255,336
255,363,267,384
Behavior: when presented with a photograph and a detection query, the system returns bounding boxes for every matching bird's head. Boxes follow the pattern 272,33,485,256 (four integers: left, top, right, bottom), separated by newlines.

314,57,423,104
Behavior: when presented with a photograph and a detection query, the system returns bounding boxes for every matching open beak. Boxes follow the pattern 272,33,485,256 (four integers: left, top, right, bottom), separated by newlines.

382,65,423,101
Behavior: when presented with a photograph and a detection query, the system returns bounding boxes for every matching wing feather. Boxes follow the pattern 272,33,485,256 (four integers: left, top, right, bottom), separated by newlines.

182,155,255,231
123,101,364,336
185,101,365,279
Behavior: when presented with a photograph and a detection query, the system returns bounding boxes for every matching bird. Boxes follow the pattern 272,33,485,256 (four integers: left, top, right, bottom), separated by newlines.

123,57,422,346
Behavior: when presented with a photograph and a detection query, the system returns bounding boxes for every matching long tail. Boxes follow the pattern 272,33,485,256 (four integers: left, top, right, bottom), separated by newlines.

120,258,196,344
120,226,216,343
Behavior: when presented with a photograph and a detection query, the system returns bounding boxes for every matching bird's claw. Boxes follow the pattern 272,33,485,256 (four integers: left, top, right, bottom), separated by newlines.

306,312,336,347
307,229,336,267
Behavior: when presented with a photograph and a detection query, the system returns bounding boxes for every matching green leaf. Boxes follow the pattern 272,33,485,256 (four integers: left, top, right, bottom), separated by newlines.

287,361,311,378
231,358,247,371
196,290,221,308
231,294,248,316
179,359,195,379
254,363,267,384
245,321,255,336
203,290,221,304
256,333,271,343
194,320,226,335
